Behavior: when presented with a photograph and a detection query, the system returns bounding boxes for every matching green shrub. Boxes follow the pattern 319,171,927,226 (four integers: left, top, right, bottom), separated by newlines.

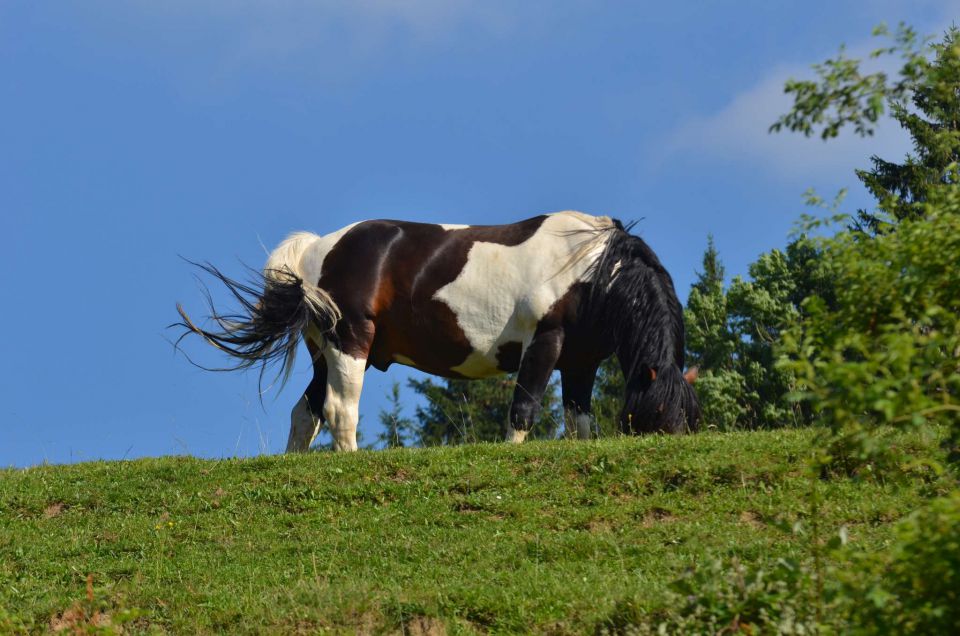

839,491,960,634
663,557,819,634
781,183,960,470
690,369,747,431
602,494,960,634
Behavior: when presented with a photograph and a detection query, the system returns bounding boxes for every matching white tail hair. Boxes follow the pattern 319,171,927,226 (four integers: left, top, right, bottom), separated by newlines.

265,231,343,338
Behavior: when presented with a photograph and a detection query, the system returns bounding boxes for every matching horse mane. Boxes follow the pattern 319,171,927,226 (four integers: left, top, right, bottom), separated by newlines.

583,220,699,433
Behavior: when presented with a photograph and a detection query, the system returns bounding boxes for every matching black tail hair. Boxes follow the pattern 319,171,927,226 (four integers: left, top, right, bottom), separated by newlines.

586,220,700,433
173,261,338,392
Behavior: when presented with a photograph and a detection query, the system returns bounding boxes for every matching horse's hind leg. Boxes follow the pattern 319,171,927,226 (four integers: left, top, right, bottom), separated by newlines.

321,344,368,452
286,341,327,452
507,329,564,443
560,365,599,440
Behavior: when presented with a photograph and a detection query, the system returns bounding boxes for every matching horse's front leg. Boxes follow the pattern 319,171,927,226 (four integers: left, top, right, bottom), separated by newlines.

560,365,599,440
507,328,564,443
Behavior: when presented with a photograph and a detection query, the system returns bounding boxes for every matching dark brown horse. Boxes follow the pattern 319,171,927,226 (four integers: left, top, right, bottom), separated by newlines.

176,211,699,451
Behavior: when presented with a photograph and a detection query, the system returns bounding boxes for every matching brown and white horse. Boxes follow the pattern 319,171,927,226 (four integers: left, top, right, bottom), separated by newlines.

176,211,699,451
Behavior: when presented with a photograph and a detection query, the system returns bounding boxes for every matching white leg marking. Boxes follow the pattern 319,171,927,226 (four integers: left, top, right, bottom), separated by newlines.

286,395,322,452
322,348,366,452
507,428,529,444
576,413,594,439
564,408,594,440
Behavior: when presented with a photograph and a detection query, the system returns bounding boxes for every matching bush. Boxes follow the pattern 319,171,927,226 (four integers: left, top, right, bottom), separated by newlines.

631,25,960,636
781,182,960,470
839,491,960,634
600,493,959,634
688,369,746,431
657,557,818,635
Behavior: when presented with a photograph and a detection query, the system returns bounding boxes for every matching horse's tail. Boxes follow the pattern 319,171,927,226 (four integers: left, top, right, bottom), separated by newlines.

174,232,340,390
585,220,700,433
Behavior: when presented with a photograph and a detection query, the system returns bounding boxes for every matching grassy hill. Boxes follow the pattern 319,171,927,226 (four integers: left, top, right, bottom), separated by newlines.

0,429,945,634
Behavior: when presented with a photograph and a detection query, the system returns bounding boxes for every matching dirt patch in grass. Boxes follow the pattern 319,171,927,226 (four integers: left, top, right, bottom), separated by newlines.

49,605,113,632
389,468,413,483
43,502,66,518
640,507,677,527
405,615,447,636
739,510,764,529
586,518,617,533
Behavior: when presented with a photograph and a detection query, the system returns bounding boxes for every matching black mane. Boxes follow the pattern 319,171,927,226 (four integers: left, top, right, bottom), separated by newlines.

584,220,699,433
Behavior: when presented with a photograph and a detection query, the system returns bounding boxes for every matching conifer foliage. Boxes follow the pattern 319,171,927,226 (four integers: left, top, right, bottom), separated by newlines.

405,375,561,446
856,28,960,230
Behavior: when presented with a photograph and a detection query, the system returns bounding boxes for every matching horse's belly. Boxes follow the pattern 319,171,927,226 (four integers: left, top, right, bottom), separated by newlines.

386,347,514,379
385,310,528,379
440,301,533,378
433,228,591,376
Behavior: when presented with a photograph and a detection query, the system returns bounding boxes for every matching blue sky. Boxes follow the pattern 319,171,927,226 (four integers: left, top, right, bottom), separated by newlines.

2,1,955,466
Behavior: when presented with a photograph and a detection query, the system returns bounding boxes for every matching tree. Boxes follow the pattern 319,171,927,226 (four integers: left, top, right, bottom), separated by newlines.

686,235,735,372
682,232,833,430
771,24,960,231
856,27,960,230
408,375,562,445
684,236,744,430
376,382,416,448
673,28,960,634
725,247,805,429
781,172,960,467
772,24,960,461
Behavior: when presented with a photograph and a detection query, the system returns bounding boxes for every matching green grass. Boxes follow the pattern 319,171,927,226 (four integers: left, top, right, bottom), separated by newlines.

0,429,946,634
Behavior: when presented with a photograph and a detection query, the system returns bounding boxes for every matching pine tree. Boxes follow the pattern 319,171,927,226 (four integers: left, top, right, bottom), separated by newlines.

856,27,960,231
726,249,803,429
682,236,824,430
683,237,744,430
693,235,725,293
376,382,415,448
771,24,960,232
408,375,561,445
685,235,735,372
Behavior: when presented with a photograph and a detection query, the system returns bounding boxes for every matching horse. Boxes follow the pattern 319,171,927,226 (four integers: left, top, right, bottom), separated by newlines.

175,211,700,452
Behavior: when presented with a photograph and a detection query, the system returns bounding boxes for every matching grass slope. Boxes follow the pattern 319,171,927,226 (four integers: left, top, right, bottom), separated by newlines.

0,429,942,634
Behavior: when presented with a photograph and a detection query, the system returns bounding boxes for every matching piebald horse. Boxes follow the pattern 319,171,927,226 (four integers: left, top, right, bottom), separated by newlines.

176,212,700,451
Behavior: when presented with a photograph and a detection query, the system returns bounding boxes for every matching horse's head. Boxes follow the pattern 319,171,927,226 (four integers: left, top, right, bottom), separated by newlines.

621,365,700,434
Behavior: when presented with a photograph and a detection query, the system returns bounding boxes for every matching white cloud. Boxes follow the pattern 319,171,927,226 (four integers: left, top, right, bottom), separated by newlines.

664,58,913,184
660,6,960,184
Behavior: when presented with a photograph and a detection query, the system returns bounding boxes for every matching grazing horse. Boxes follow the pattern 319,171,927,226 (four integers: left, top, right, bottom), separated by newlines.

176,211,700,452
